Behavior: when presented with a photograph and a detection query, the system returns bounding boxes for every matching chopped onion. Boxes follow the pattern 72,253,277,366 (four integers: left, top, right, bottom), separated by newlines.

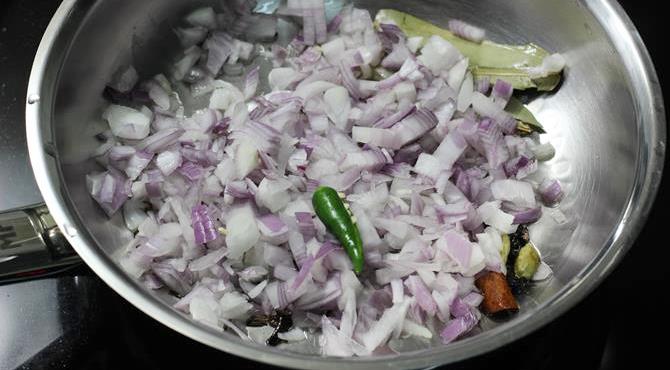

124,151,153,180
108,145,135,162
103,105,151,140
491,79,513,108
225,203,260,260
418,35,462,75
87,169,130,216
447,58,469,91
448,19,486,43
531,142,556,162
433,130,468,170
490,179,537,208
174,27,208,48
96,2,564,356
538,178,564,205
440,309,479,344
527,53,566,79
269,68,307,90
185,7,217,29
173,46,202,81
456,72,473,112
405,275,437,316
191,204,219,245
109,66,138,93
477,201,517,234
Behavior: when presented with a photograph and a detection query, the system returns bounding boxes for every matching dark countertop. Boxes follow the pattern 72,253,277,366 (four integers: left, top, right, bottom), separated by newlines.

0,1,667,369
0,0,50,212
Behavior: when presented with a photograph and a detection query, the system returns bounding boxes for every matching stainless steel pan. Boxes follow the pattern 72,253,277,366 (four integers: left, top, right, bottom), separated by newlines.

25,0,665,368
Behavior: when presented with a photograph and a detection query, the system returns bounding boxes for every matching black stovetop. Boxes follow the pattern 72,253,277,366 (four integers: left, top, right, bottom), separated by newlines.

0,1,667,369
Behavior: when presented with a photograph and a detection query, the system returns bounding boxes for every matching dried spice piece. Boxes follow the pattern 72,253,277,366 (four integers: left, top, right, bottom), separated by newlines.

475,271,519,316
246,310,293,346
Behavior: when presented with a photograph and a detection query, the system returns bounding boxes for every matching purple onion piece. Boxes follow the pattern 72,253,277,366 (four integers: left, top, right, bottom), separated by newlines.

178,161,204,182
191,204,219,245
447,19,486,43
539,178,564,205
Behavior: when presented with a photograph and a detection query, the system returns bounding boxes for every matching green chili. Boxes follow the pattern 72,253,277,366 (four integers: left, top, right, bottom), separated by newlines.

312,186,365,274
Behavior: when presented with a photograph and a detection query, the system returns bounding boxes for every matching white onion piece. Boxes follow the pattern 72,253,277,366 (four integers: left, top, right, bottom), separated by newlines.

225,203,260,260
243,66,260,100
532,142,556,161
323,86,351,130
471,91,510,123
103,105,151,140
247,325,275,344
256,178,292,212
109,66,138,93
173,46,201,81
350,205,383,248
320,316,369,356
476,227,505,273
189,247,228,272
417,35,462,75
456,72,474,112
402,319,433,339
185,7,217,29
174,27,208,48
391,279,404,304
295,81,338,101
448,19,486,43
339,149,388,172
122,199,146,231
239,266,269,283
447,57,469,91
189,296,219,328
124,151,153,180
406,36,424,53
234,140,259,179
352,126,399,149
433,130,467,169
490,179,537,207
156,151,182,176
305,159,338,179
269,68,307,90
210,81,245,111
227,101,249,130
393,82,417,103
477,201,517,234
219,291,253,320
321,37,346,65
360,298,413,351
278,327,307,342
247,279,268,299
527,53,566,79
146,80,170,110
413,153,446,181
214,157,236,186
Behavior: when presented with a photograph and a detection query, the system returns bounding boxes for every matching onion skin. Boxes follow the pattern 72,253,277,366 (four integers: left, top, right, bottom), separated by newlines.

475,271,519,315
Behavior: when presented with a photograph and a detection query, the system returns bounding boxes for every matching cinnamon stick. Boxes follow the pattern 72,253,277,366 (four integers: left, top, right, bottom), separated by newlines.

475,271,519,315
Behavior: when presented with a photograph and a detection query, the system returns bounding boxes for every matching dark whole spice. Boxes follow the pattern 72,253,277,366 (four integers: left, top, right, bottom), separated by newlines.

246,310,293,346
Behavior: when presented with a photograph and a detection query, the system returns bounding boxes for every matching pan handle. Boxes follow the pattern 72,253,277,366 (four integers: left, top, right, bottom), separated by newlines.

0,204,81,284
